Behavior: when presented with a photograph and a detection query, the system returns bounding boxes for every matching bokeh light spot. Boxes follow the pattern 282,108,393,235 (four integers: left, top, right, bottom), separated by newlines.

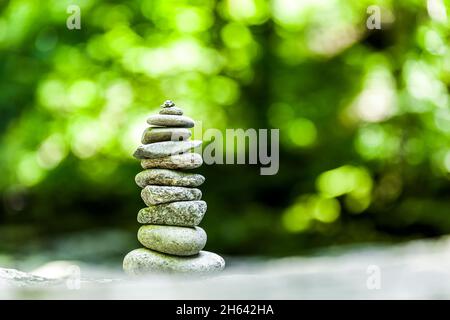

68,80,98,109
221,23,252,48
209,76,240,105
17,153,45,187
37,134,67,169
287,118,317,147
37,79,67,111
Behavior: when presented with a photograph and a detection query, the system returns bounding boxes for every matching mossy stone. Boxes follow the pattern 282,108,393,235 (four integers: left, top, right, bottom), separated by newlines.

137,200,206,226
141,153,202,170
141,185,202,205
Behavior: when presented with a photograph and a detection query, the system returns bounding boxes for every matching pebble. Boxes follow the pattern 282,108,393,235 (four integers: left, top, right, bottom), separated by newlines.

123,249,225,275
133,140,202,159
137,225,207,256
141,127,191,144
124,100,224,275
135,169,205,188
141,185,202,205
147,115,195,128
159,107,183,115
141,153,203,170
161,99,175,108
162,100,175,108
137,200,207,226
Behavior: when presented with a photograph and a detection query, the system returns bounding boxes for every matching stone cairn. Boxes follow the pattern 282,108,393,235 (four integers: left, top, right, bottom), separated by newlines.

123,100,225,275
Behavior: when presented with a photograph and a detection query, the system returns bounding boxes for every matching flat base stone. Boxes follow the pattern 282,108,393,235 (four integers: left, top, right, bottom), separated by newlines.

123,248,225,275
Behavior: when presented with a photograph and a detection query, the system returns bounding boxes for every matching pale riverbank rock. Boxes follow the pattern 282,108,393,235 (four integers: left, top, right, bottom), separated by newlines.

123,249,225,275
133,140,202,159
141,185,202,205
137,225,206,256
0,267,64,287
135,169,205,188
137,200,207,226
141,153,202,170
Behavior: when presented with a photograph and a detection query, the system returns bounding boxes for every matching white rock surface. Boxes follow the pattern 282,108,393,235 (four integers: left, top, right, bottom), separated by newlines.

3,237,450,299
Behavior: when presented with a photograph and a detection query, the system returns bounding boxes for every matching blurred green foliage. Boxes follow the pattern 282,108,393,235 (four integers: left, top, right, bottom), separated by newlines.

0,0,449,259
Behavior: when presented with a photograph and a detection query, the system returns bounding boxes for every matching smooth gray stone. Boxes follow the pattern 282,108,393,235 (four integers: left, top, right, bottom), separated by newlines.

147,114,195,128
141,185,202,205
161,100,175,108
159,107,183,115
137,200,206,226
133,140,202,159
137,225,207,256
141,127,191,144
135,169,205,188
141,153,203,170
123,249,225,275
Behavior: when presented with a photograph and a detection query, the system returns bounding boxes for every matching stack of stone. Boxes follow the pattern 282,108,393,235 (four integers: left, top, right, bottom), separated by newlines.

123,100,225,275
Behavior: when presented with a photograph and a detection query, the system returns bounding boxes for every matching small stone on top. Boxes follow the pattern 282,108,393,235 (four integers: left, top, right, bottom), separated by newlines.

162,100,175,108
159,100,183,115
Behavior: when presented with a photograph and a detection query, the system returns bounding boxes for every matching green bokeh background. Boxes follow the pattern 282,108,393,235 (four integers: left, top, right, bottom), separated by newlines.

0,0,449,262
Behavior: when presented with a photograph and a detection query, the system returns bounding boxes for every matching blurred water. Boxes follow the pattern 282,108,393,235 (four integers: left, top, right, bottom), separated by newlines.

2,236,450,299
